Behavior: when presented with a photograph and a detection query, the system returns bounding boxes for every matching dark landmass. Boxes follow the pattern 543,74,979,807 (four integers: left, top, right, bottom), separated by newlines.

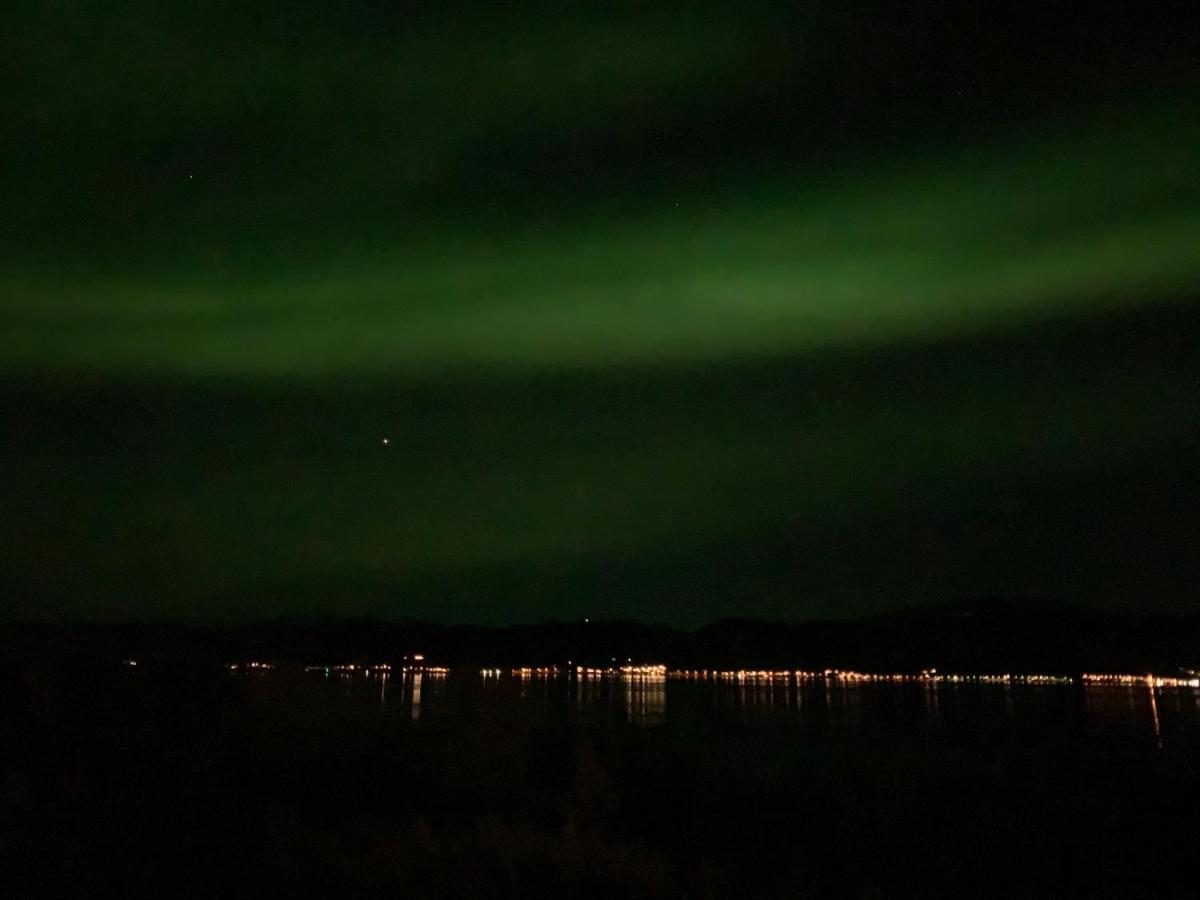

6,600,1200,675
5,600,1200,899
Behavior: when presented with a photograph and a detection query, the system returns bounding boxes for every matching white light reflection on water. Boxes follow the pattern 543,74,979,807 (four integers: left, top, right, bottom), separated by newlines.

622,670,666,726
568,670,1195,743
924,678,941,730
1148,683,1162,750
290,665,1200,746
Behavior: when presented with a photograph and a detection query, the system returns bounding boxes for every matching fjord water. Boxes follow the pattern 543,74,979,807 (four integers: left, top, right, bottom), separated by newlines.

7,667,1199,897
325,668,1200,745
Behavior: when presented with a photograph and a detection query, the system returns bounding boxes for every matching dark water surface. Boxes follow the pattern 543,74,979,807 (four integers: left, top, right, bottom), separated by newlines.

4,666,1199,898
357,669,1200,744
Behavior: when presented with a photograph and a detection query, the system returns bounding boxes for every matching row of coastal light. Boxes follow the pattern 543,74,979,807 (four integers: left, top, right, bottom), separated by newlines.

304,654,422,673
482,666,1069,682
300,661,450,676
222,655,449,675
667,668,1073,684
475,666,1198,687
482,664,670,677
171,662,1198,688
585,664,669,676
1081,673,1200,689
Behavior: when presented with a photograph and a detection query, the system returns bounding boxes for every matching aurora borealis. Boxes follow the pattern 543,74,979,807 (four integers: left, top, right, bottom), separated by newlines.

3,1,1199,623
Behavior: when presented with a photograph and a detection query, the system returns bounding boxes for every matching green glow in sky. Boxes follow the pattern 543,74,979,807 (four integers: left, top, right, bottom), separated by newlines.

3,3,1198,624
5,105,1198,377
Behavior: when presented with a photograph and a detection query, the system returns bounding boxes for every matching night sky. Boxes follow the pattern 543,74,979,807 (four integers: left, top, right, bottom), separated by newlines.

3,1,1199,624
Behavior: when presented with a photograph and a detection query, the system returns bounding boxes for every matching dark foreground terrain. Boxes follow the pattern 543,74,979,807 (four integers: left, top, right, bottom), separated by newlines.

2,614,1199,899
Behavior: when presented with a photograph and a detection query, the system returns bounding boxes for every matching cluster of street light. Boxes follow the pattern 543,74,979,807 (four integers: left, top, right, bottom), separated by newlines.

225,661,274,671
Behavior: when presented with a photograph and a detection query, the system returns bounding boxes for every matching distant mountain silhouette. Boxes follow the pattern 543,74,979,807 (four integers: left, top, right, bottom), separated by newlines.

4,601,1199,675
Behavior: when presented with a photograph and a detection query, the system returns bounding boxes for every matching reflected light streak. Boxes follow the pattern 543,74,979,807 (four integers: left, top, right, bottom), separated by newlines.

1148,682,1163,750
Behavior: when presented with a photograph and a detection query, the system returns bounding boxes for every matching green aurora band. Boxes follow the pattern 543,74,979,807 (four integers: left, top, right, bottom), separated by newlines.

3,3,1198,623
